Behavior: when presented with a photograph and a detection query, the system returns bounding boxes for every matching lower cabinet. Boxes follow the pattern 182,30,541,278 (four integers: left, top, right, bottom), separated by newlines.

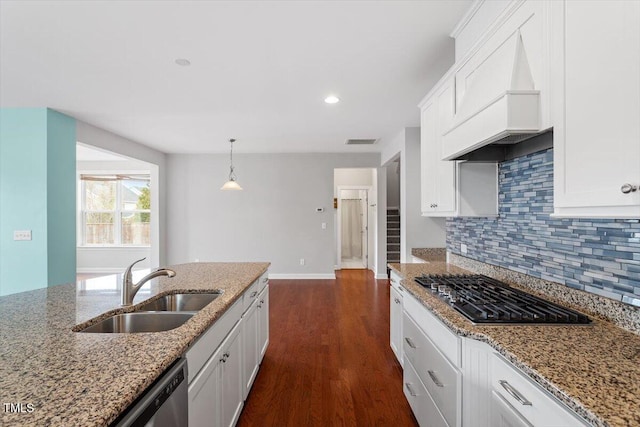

400,290,587,427
189,322,243,427
389,272,404,366
186,271,270,427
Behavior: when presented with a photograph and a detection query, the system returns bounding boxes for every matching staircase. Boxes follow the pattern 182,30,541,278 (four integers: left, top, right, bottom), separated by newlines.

387,208,400,264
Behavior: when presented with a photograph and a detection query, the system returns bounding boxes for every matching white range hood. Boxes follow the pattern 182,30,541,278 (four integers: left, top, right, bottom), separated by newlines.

441,30,542,160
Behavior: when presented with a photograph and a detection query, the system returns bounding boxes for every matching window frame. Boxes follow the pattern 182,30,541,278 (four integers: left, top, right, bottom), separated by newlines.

78,171,151,247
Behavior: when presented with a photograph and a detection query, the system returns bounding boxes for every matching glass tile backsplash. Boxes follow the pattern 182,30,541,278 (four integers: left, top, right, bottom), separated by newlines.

446,148,640,302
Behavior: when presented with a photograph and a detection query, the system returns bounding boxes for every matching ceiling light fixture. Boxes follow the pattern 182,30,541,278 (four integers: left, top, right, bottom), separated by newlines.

175,58,191,66
324,95,340,104
221,138,243,191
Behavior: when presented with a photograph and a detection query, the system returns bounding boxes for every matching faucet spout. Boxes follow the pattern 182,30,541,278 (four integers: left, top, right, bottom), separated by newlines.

121,258,176,306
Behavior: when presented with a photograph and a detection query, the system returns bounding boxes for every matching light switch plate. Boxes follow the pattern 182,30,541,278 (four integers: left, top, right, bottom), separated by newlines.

14,230,32,241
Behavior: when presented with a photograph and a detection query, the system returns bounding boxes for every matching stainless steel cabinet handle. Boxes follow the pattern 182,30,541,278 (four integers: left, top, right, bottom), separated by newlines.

404,337,417,349
428,370,444,387
499,380,532,406
262,277,268,283
394,298,401,304
221,352,230,363
405,383,417,397
621,183,638,194
250,291,258,298
260,299,265,304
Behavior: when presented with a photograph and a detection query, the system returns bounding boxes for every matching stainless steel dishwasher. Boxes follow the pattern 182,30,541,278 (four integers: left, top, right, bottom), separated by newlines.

113,358,188,427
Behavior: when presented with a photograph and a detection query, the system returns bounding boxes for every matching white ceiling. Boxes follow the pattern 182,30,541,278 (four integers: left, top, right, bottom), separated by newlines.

0,0,471,154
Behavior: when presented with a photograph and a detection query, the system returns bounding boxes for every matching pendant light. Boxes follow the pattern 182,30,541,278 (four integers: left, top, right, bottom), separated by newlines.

221,138,243,190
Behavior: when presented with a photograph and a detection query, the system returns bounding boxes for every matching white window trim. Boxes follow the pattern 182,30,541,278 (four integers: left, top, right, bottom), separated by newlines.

77,170,151,248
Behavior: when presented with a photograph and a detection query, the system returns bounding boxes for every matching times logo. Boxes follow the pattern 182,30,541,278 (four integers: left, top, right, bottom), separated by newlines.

3,402,35,413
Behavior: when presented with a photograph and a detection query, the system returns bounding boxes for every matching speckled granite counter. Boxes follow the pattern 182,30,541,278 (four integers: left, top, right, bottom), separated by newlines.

389,262,640,427
410,247,446,262
0,262,269,427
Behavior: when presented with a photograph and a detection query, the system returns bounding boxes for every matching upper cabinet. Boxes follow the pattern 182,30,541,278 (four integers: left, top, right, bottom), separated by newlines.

551,1,640,218
420,77,498,218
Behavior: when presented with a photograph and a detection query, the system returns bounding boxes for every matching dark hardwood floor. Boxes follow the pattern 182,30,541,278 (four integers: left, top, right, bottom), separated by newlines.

237,270,418,427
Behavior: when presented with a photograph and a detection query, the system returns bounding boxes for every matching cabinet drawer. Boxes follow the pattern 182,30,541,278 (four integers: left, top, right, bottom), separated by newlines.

242,279,261,314
403,291,460,366
491,354,587,426
404,359,449,427
186,298,242,384
403,313,461,427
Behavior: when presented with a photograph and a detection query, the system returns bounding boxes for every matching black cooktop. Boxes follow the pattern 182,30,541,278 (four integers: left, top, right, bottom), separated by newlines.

413,274,591,325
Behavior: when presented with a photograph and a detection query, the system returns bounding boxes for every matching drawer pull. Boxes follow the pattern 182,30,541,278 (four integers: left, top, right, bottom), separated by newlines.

404,337,417,349
250,291,258,298
427,370,444,387
499,380,532,406
405,382,417,397
262,277,268,283
394,298,401,304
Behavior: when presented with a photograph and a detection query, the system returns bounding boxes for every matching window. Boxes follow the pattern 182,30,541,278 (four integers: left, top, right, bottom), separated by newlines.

80,174,151,246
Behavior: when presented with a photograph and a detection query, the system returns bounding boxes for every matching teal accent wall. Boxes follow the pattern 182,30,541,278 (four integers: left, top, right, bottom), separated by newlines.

0,108,76,296
46,109,76,287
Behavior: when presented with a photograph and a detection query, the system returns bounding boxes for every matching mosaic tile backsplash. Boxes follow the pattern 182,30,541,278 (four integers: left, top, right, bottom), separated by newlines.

446,148,640,303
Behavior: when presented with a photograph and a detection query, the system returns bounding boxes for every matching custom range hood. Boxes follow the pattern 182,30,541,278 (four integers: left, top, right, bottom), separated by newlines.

442,30,548,162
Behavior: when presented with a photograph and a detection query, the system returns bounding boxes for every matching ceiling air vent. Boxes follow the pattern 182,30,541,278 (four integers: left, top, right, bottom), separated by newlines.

345,138,378,145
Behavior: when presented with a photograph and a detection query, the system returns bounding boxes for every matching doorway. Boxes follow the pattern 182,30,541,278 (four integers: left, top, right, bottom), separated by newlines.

337,187,369,269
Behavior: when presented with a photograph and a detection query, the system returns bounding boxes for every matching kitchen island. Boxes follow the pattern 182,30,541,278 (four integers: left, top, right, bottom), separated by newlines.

389,262,640,427
0,262,269,427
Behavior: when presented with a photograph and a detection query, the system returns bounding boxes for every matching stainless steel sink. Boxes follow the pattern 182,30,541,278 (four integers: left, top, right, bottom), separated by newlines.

136,292,222,312
79,312,193,333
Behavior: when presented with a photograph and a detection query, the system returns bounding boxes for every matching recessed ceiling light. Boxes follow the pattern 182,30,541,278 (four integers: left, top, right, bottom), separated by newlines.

175,58,191,66
324,95,340,104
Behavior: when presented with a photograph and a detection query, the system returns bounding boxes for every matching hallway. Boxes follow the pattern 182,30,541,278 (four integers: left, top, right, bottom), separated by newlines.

237,270,418,426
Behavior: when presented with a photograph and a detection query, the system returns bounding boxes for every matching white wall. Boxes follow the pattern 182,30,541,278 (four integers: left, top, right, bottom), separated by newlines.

166,152,384,278
381,128,446,262
386,161,400,208
76,121,167,267
76,159,152,273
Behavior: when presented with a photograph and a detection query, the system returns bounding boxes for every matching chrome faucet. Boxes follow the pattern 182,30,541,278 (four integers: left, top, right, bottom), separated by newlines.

121,258,176,306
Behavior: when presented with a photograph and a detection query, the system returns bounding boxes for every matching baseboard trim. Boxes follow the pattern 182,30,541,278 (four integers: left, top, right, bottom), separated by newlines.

376,273,389,280
77,268,123,274
268,273,336,280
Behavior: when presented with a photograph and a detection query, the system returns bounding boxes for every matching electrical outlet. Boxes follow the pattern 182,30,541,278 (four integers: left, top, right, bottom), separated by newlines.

300,258,305,266
461,243,468,254
13,230,32,241
321,222,326,229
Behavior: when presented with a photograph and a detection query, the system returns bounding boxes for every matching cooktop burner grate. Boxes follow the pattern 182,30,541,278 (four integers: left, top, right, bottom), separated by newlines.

413,274,591,325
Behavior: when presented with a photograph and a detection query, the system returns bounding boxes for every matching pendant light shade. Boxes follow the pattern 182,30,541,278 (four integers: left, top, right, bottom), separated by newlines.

221,138,243,191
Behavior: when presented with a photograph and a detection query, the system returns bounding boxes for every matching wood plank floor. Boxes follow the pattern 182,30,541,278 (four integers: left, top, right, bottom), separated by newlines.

237,269,418,427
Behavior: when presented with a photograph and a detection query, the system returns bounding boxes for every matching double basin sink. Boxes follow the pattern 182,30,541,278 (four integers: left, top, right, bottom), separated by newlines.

79,292,222,334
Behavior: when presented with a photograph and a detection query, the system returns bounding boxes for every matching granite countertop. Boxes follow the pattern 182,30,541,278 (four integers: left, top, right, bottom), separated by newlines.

0,262,269,427
389,262,640,427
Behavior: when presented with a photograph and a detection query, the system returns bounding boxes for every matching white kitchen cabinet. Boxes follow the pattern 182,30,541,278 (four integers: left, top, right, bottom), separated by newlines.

242,274,269,399
490,391,533,427
189,321,243,427
389,271,404,366
552,1,640,218
402,291,462,427
256,284,269,362
241,297,259,400
419,78,498,218
490,353,587,427
220,323,244,427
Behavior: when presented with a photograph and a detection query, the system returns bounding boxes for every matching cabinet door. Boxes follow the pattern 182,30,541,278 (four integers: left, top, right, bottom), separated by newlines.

242,302,259,400
420,81,457,217
490,390,533,427
189,345,223,427
221,324,244,427
389,285,403,366
554,1,640,217
257,285,270,362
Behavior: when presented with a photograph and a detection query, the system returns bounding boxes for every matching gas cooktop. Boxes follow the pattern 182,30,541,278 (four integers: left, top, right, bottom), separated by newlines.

413,274,591,325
